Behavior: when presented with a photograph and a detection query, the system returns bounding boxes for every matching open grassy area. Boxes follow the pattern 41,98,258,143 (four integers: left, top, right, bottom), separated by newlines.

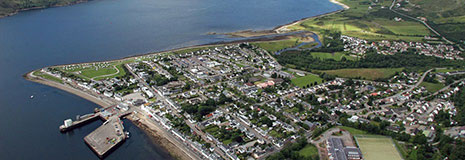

355,135,403,160
33,71,63,83
80,67,118,79
285,0,431,42
298,144,319,158
338,126,369,135
251,38,299,53
291,74,323,88
433,68,462,73
310,52,356,61
320,68,403,80
401,0,465,42
372,18,431,36
393,140,409,159
420,82,445,93
298,43,318,49
58,61,128,80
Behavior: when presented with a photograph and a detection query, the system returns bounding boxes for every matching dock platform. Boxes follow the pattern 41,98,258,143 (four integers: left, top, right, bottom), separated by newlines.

84,117,126,158
59,104,132,158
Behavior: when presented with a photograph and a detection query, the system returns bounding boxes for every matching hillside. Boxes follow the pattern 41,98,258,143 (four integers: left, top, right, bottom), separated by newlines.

397,0,465,42
0,0,85,17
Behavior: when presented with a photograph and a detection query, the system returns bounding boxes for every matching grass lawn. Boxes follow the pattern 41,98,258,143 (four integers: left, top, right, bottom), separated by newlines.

33,71,63,83
393,140,408,159
223,139,233,145
420,82,445,93
298,144,319,158
94,64,127,80
291,74,323,88
298,43,318,49
284,0,429,42
80,67,117,79
320,68,403,80
373,18,431,36
310,52,357,61
433,68,461,73
338,126,369,135
355,135,403,160
251,38,299,53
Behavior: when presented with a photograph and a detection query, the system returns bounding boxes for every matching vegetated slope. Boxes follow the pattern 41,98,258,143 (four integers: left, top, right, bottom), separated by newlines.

288,0,432,42
0,0,84,17
400,0,465,42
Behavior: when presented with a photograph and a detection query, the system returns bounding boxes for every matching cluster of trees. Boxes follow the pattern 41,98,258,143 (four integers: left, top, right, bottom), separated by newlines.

204,125,244,144
445,73,465,85
339,114,412,142
423,73,439,83
312,31,344,53
266,138,318,160
451,85,465,125
276,49,465,71
181,94,232,121
339,112,465,160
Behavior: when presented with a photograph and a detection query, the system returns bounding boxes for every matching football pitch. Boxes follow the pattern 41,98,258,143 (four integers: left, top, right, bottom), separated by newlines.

354,135,403,160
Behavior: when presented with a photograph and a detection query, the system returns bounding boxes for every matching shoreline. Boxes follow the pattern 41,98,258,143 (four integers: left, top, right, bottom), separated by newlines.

274,0,349,33
22,0,351,159
25,72,194,160
127,115,193,160
214,0,350,37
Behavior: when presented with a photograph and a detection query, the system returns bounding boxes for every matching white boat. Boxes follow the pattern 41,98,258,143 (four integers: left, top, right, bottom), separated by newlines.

30,95,34,99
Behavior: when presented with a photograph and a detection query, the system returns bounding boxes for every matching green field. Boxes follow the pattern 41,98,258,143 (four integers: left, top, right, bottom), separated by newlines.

420,82,445,93
372,19,432,36
33,71,63,83
285,0,430,42
355,135,403,160
251,39,299,53
291,74,323,88
338,126,369,135
59,62,127,80
80,67,118,79
298,144,319,158
298,43,318,49
310,52,356,61
433,68,461,73
320,68,403,80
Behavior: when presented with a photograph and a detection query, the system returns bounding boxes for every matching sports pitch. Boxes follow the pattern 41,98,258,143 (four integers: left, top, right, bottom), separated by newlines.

355,135,403,160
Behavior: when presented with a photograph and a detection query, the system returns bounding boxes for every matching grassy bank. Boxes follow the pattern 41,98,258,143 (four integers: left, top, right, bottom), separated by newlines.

291,74,323,88
285,0,431,42
319,68,403,80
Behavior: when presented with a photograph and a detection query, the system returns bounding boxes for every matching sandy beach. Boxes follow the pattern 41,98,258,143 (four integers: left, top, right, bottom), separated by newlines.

127,114,195,160
274,0,349,33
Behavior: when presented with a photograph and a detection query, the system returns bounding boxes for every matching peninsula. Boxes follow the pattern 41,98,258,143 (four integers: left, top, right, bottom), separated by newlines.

25,0,465,160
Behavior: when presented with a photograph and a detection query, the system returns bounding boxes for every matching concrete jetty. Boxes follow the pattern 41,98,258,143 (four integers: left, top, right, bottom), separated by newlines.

59,104,131,158
84,117,127,158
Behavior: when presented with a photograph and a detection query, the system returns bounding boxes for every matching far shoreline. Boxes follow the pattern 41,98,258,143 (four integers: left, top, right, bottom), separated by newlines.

0,0,92,19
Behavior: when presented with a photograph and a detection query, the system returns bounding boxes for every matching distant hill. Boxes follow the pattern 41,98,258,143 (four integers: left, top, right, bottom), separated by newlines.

0,0,85,17
399,0,465,42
